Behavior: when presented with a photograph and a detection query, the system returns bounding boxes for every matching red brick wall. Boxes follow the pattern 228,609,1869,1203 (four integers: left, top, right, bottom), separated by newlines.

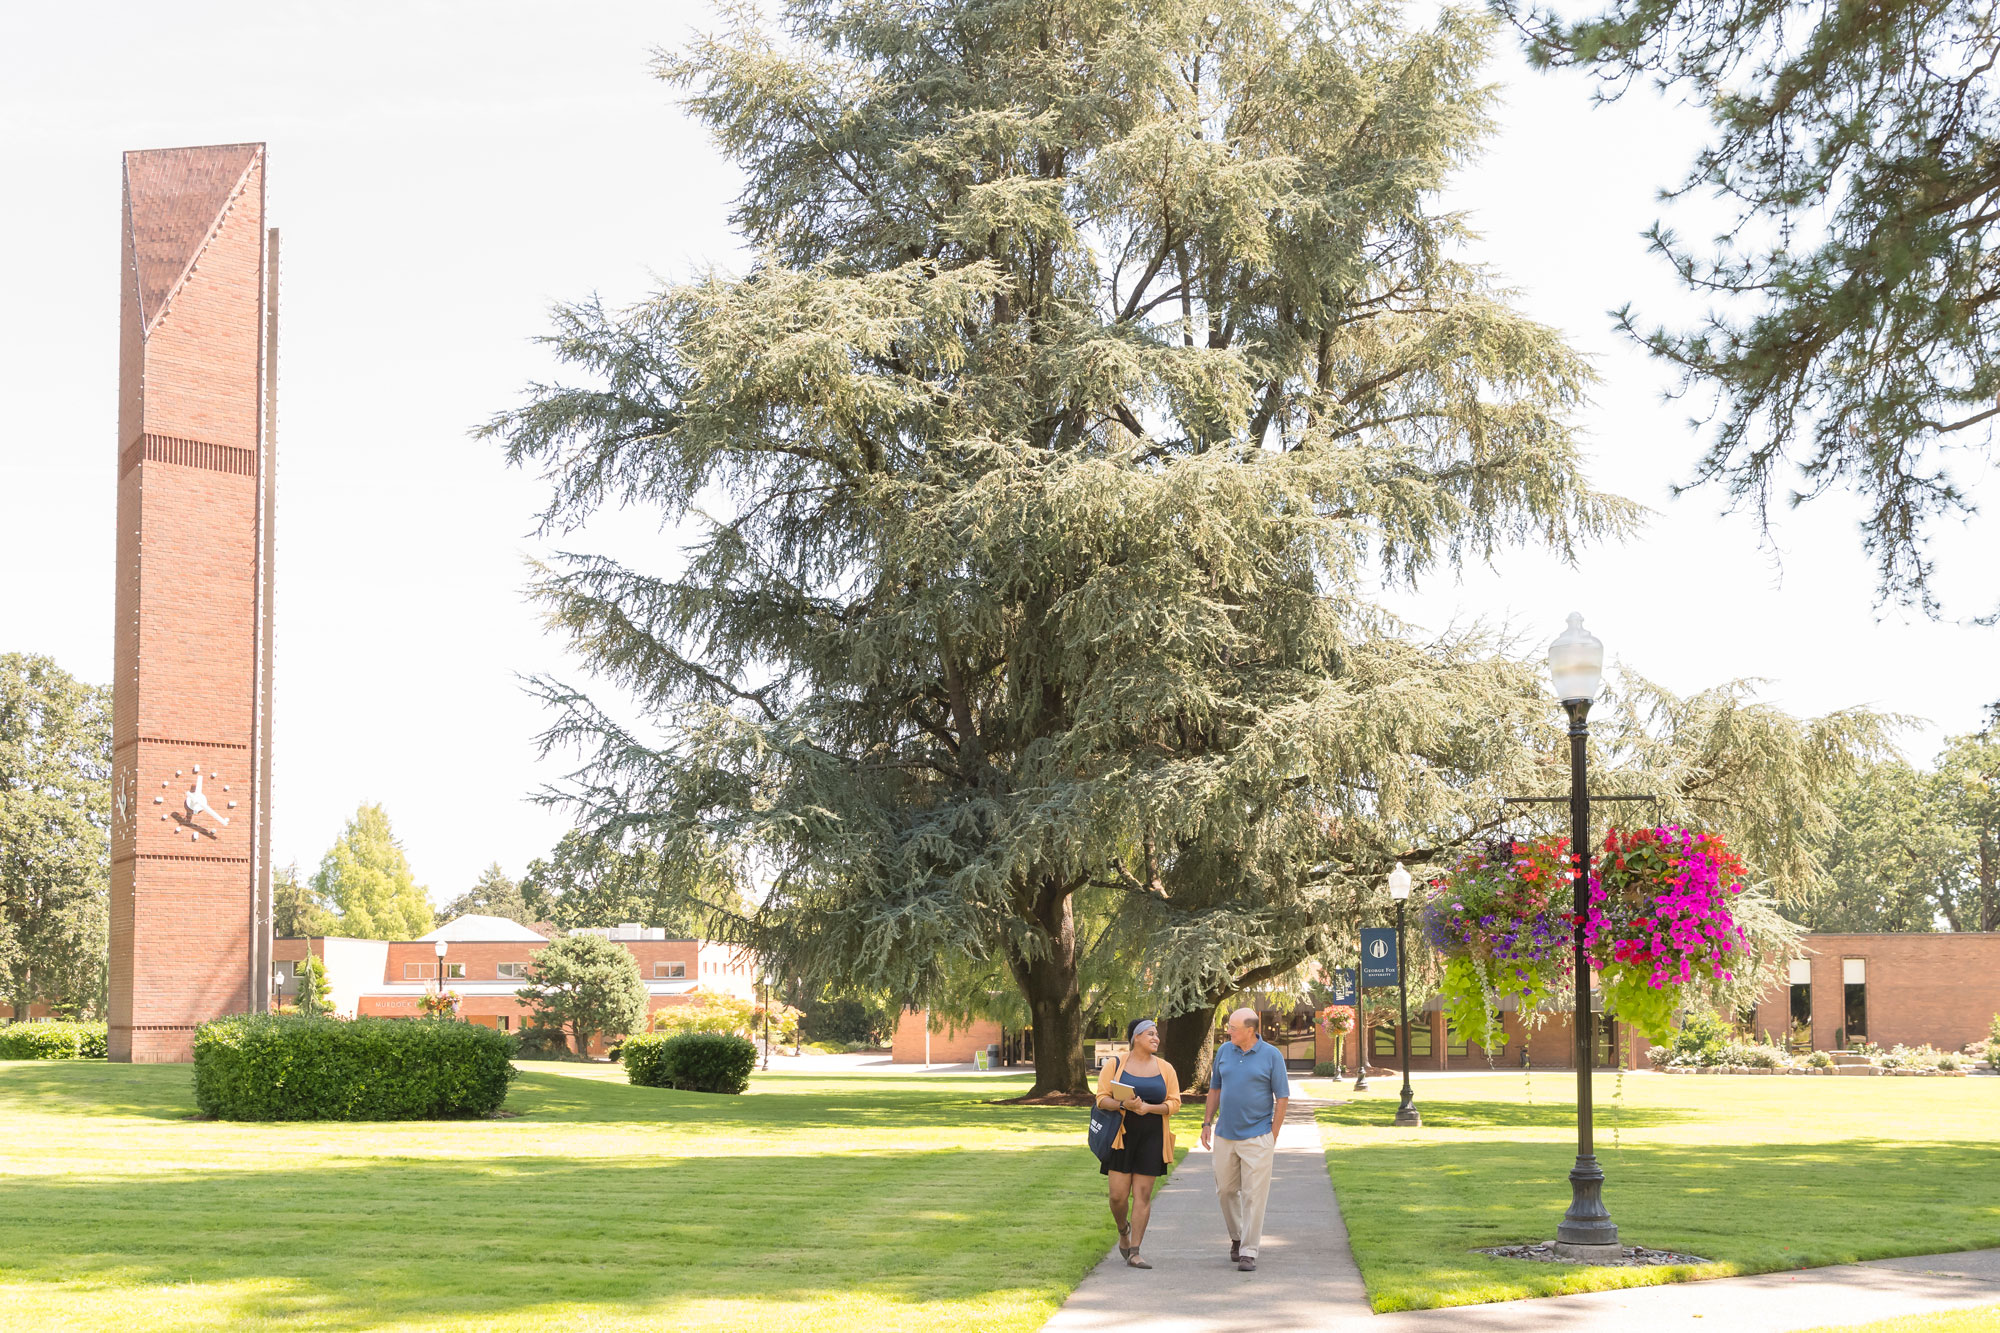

1748,934,2000,1053
109,146,272,1063
890,1009,1001,1062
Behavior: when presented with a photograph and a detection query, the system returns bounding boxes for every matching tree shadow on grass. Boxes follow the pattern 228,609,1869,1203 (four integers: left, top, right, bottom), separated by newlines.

1329,1135,2000,1311
1320,1098,1696,1130
0,1146,1110,1331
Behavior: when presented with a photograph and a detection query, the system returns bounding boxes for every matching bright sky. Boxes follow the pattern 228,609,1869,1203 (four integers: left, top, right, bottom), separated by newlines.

4,3,1994,904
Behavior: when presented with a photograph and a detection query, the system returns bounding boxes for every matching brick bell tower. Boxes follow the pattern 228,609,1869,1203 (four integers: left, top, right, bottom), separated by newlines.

109,144,278,1062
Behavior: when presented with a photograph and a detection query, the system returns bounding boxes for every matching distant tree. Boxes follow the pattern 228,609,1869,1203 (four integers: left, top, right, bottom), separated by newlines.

521,830,712,934
1503,0,2000,611
1793,710,1999,934
294,952,334,1017
0,654,110,1021
312,804,433,941
515,932,650,1054
273,862,337,938
1801,761,1966,933
1934,717,2000,931
436,862,535,927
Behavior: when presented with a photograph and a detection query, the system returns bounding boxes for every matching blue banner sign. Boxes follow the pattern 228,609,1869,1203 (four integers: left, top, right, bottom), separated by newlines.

1328,967,1357,1005
1359,928,1399,987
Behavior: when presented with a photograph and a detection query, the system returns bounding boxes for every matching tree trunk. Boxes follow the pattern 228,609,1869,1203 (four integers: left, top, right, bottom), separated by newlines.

1007,876,1088,1096
1160,1002,1220,1090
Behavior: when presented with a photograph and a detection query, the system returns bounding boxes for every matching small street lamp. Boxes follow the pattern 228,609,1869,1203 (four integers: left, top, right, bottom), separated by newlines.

433,938,449,999
759,974,772,1072
1388,864,1420,1128
1549,612,1619,1259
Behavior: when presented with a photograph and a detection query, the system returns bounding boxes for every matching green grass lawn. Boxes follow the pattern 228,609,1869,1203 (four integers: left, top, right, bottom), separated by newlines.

1804,1308,2000,1332
0,1059,1121,1332
1314,1072,2000,1312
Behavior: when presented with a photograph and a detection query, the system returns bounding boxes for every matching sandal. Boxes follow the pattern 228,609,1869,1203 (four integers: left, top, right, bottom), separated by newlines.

1118,1222,1132,1259
1126,1250,1152,1269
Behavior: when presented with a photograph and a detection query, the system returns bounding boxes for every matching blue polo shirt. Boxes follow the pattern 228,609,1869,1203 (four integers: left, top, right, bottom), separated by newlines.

1211,1038,1290,1140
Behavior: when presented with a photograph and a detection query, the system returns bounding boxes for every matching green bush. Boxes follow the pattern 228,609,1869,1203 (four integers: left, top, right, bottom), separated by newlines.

620,1031,757,1094
800,996,889,1046
192,1015,517,1121
0,1021,107,1060
1670,1010,1733,1065
515,1020,575,1059
1313,1060,1344,1077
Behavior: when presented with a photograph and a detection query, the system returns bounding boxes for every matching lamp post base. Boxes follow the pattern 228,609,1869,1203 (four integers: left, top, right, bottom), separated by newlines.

1557,1152,1618,1250
1393,1102,1421,1127
1552,1241,1623,1264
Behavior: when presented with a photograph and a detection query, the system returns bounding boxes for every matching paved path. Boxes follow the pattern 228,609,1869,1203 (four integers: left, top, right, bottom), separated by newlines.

1044,1098,1372,1333
1042,1100,2000,1332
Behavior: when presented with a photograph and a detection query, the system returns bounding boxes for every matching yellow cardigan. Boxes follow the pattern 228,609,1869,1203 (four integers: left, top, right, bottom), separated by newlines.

1095,1055,1182,1165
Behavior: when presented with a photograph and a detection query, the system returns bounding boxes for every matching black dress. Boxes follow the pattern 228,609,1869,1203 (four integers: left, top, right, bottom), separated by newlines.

1099,1068,1170,1177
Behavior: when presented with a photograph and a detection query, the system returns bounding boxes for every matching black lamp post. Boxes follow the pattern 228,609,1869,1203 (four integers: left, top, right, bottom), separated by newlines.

433,939,449,1000
760,974,771,1072
1549,612,1618,1260
1388,863,1420,1127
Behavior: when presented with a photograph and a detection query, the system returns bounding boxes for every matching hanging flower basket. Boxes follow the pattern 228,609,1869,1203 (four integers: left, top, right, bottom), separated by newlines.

1427,826,1752,1051
1318,1004,1355,1035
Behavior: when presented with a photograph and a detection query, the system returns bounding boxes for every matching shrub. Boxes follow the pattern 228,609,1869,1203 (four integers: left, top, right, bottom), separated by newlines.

1807,1049,1834,1068
1883,1043,1957,1071
800,995,889,1046
620,1031,757,1094
515,1020,574,1058
1721,1041,1787,1069
651,992,756,1037
1670,1010,1733,1065
1313,1060,1344,1077
193,1014,517,1120
0,1021,107,1060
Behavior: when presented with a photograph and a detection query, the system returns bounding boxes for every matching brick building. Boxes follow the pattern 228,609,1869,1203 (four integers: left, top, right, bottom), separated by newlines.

109,144,280,1062
273,915,759,1048
891,932,2000,1073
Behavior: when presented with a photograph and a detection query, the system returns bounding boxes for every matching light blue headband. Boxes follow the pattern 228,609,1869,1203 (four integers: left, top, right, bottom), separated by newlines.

1131,1019,1157,1038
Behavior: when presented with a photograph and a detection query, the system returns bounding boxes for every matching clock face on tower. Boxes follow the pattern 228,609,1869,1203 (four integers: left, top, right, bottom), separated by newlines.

153,764,242,844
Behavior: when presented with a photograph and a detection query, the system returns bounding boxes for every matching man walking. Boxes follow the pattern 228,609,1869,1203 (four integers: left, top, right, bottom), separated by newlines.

1200,1007,1289,1272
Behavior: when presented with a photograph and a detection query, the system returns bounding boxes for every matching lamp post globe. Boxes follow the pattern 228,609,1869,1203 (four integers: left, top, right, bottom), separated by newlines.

1549,612,1618,1260
1387,863,1420,1127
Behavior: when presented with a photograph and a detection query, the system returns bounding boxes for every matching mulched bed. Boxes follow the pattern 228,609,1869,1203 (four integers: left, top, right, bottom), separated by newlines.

1474,1241,1712,1267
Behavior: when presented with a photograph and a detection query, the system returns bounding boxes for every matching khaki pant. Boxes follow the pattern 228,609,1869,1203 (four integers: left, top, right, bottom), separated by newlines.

1211,1131,1276,1258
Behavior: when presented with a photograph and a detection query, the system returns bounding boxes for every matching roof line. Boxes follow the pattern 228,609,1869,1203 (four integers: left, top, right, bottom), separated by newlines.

134,144,264,337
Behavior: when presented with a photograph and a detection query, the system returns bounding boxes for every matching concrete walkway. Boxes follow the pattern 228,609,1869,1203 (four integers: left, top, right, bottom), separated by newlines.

1044,1099,1372,1332
1042,1100,2000,1332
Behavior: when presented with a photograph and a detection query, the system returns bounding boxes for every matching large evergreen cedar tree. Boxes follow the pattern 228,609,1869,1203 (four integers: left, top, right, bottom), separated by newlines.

0,654,109,1020
311,805,434,942
1503,0,2000,612
488,0,1881,1092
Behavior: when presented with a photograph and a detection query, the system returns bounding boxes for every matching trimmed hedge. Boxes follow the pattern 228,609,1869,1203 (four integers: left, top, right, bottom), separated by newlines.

0,1021,107,1060
620,1031,758,1094
193,1014,517,1121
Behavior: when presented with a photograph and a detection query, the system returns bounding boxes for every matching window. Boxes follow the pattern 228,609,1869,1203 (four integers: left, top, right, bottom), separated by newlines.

496,1016,511,1031
1408,1016,1433,1058
1843,958,1867,1042
404,962,435,980
1593,1016,1620,1069
1371,1024,1397,1057
1446,1023,1469,1058
497,962,530,980
443,962,465,980
654,962,687,980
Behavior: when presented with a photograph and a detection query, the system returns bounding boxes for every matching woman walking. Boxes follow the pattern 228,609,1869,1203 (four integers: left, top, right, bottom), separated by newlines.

1095,1017,1181,1269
